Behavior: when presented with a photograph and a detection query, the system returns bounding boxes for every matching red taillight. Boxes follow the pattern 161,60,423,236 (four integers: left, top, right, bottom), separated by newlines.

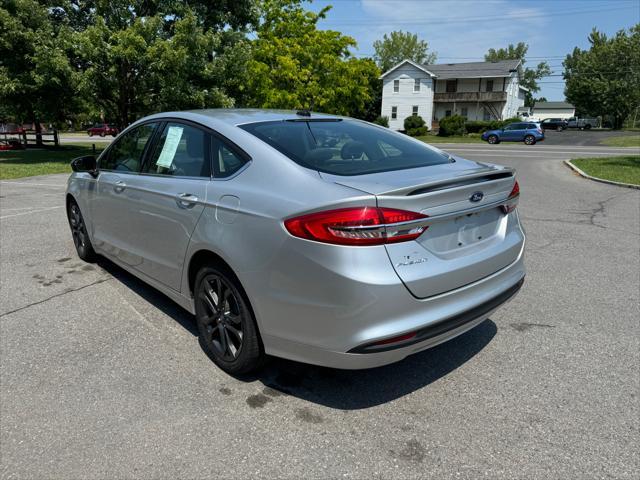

501,180,520,214
284,207,428,246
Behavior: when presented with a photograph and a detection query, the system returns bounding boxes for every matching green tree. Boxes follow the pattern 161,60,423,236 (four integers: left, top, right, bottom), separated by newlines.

564,26,640,129
485,42,551,107
246,0,380,117
373,31,437,72
60,0,256,127
0,0,81,143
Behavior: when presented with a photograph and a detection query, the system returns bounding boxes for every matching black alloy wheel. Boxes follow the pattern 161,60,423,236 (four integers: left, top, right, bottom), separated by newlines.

194,266,264,374
67,200,96,262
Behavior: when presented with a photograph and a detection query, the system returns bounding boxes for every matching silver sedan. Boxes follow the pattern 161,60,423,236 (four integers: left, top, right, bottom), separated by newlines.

66,109,525,374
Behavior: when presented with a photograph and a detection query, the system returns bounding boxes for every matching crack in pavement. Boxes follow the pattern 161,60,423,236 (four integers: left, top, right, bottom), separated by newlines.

0,277,112,317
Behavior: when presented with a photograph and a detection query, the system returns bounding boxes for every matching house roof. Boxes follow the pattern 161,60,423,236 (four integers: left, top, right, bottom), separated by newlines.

423,60,521,79
533,101,575,109
379,59,436,79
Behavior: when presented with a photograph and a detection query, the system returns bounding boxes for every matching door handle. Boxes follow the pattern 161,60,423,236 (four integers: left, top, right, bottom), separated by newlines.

113,180,126,193
176,193,199,208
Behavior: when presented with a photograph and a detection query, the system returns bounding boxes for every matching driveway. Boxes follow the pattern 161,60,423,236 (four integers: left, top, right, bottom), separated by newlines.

537,128,638,146
1,144,638,479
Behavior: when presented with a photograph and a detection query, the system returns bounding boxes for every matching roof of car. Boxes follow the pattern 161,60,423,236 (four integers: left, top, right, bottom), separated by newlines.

184,108,342,125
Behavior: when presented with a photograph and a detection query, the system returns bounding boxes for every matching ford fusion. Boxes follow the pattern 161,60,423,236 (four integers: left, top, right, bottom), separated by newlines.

66,109,525,374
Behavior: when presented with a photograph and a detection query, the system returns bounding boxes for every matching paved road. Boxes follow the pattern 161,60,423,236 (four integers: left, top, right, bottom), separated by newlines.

535,128,638,146
1,144,638,479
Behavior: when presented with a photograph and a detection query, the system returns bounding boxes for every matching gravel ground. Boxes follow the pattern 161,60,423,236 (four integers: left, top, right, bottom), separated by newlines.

1,143,638,479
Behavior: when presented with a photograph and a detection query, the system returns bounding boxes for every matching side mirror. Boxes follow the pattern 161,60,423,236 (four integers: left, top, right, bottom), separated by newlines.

71,155,98,177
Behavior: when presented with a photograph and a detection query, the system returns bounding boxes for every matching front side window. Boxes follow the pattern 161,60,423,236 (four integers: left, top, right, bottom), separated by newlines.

393,80,400,93
391,106,398,119
461,107,468,117
446,80,457,93
412,106,419,116
100,123,157,172
414,78,420,92
143,122,210,178
239,119,449,176
486,80,494,92
445,110,452,117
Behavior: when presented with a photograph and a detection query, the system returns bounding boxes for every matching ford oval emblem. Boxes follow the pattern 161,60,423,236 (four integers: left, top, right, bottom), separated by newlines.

469,191,484,203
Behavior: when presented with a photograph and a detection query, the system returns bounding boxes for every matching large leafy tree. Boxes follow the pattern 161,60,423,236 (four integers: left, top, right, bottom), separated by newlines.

0,0,81,142
52,0,257,127
485,42,551,107
564,26,640,129
245,0,380,118
373,31,437,72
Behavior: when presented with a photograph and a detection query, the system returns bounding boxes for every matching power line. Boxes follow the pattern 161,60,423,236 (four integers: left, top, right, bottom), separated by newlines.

321,4,636,26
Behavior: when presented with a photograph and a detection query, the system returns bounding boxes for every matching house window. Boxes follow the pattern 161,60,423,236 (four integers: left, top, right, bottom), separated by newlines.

446,80,457,93
461,107,468,118
486,80,494,92
393,80,399,93
412,106,419,116
445,110,452,117
414,78,420,92
391,106,398,119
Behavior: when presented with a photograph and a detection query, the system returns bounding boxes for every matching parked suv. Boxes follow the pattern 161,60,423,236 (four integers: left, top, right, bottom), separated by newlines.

482,122,544,145
67,110,525,374
87,123,119,137
540,118,568,131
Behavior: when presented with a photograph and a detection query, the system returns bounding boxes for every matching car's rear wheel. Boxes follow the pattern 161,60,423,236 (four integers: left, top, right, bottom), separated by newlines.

556,125,563,131
67,199,96,262
194,265,264,375
487,134,499,144
524,135,536,145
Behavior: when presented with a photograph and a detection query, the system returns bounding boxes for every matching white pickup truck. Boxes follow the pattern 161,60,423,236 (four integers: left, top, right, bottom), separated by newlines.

566,117,599,130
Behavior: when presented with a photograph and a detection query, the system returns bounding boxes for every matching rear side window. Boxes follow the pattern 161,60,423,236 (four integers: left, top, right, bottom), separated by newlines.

239,119,449,176
212,137,247,178
100,123,157,172
143,122,210,178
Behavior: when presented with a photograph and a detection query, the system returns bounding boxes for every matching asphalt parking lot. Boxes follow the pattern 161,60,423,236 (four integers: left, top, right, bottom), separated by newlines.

1,143,639,479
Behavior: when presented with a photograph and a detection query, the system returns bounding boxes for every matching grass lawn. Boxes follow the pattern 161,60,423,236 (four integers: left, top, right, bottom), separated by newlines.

417,135,484,144
599,135,640,147
571,155,640,186
0,144,104,180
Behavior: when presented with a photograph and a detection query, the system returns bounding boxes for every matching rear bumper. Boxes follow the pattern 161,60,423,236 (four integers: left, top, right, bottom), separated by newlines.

257,236,526,369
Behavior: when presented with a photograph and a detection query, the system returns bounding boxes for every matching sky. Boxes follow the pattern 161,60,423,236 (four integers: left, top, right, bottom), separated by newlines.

307,0,640,100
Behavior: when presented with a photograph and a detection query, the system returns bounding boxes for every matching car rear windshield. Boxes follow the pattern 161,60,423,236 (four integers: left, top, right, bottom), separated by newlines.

239,119,449,176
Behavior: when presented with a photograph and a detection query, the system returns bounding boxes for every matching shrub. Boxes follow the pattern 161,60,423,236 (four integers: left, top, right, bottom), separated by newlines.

404,115,425,131
407,126,429,137
373,116,389,127
465,121,492,133
438,115,466,136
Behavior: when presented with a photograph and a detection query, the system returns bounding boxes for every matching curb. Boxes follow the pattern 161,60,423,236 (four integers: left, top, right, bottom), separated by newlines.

564,159,640,190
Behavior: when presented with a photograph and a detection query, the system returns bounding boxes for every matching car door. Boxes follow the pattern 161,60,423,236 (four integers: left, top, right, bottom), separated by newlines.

122,121,211,291
501,124,518,141
91,122,158,264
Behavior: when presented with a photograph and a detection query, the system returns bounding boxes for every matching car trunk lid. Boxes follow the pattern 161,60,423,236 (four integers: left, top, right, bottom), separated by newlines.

320,158,524,298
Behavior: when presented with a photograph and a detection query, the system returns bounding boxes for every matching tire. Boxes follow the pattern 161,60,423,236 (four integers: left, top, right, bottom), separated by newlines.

194,265,264,375
487,134,499,144
584,124,591,130
100,132,106,137
524,135,536,145
88,132,93,137
556,125,563,131
67,199,97,262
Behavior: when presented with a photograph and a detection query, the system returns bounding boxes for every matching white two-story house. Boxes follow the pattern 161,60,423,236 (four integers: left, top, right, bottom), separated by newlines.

380,59,528,131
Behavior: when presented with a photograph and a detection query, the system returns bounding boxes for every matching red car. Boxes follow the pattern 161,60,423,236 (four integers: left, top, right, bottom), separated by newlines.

87,123,119,137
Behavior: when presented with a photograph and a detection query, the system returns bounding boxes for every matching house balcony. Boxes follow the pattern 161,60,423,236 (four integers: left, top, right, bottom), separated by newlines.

433,91,508,103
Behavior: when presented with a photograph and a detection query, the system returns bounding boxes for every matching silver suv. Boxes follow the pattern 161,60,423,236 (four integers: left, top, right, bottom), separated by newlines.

67,109,525,374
